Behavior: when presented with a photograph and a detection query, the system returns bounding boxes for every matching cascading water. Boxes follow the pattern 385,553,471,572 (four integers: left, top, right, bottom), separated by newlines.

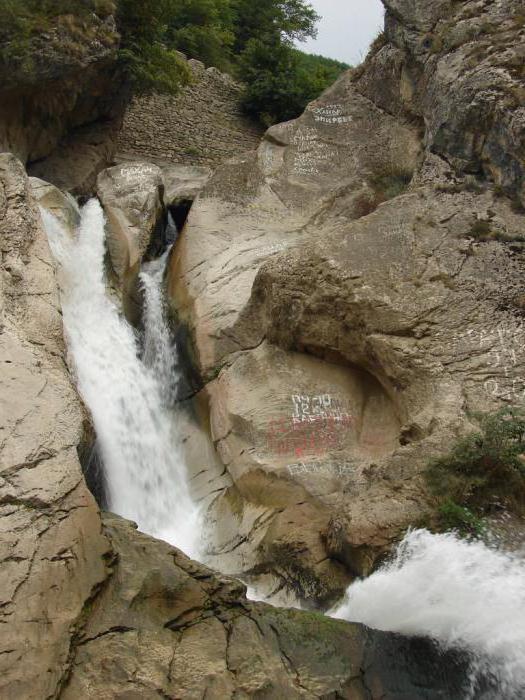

42,199,525,698
42,200,200,557
140,248,179,405
331,528,525,698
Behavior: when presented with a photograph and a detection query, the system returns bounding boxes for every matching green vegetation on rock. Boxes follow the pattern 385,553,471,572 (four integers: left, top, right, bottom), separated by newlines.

0,0,118,81
424,407,525,536
0,0,350,124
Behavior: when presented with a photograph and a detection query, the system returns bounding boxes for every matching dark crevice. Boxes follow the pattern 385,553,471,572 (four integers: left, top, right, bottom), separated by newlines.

77,421,108,510
169,199,193,232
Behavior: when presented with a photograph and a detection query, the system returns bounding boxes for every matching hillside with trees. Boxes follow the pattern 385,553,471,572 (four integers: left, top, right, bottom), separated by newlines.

1,0,350,125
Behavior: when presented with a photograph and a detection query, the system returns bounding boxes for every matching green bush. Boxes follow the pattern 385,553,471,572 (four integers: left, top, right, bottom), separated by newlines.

435,499,487,538
426,407,525,519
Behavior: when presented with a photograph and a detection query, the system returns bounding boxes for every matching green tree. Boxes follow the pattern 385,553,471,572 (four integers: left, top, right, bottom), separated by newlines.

165,0,235,71
231,0,318,52
238,40,349,126
116,0,191,93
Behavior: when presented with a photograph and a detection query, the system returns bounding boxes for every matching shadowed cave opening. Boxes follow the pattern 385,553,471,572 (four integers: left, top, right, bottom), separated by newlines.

169,198,193,233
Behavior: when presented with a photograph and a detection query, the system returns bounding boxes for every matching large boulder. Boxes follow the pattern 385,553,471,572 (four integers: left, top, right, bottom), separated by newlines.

168,1,525,604
97,162,165,280
63,514,476,700
162,162,213,208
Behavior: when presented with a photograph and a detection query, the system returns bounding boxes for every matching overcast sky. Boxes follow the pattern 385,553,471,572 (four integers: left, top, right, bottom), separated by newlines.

298,0,385,65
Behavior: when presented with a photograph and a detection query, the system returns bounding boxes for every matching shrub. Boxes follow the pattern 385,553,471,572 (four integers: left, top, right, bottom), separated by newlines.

435,499,487,538
426,407,525,517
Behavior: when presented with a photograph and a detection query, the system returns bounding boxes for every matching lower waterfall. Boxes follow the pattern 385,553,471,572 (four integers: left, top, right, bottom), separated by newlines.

332,529,525,698
42,200,200,557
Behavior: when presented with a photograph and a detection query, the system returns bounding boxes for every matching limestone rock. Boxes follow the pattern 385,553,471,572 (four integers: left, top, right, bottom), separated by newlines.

28,120,122,197
168,2,525,604
62,514,475,700
0,155,491,698
162,163,213,208
0,153,110,699
0,12,122,164
366,0,525,205
29,176,80,233
97,162,165,281
114,155,212,208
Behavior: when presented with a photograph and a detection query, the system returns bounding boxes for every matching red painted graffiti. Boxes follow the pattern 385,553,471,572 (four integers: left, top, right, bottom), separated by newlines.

265,415,354,457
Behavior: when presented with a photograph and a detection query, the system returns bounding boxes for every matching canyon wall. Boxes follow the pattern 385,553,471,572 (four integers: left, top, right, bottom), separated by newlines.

167,0,525,603
0,160,474,698
1,0,524,695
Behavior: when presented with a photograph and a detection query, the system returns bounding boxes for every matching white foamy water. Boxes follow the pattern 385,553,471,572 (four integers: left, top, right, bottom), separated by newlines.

42,200,200,557
332,529,525,697
140,248,179,405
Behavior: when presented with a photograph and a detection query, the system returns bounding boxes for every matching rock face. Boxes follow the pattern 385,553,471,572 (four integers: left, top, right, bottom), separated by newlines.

0,11,122,168
168,0,525,603
97,162,165,279
112,155,213,209
376,0,525,206
0,153,110,699
1,154,480,699
62,513,476,700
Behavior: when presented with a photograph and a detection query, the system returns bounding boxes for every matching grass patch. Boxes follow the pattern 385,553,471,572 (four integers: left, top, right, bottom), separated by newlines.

425,408,525,536
467,218,525,243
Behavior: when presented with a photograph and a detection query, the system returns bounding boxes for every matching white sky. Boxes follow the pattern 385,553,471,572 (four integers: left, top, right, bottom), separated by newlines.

298,0,385,65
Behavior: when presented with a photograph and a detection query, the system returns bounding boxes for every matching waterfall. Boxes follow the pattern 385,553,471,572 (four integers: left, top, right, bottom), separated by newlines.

42,200,200,557
140,248,179,406
331,529,525,698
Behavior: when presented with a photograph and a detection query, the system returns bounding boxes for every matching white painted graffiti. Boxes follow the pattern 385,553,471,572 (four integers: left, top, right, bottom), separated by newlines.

437,324,525,403
484,377,525,402
310,103,353,125
450,325,525,350
287,460,355,477
291,394,354,425
119,165,159,187
291,126,337,176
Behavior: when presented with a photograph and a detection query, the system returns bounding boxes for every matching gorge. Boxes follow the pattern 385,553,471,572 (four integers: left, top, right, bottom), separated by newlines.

1,0,525,698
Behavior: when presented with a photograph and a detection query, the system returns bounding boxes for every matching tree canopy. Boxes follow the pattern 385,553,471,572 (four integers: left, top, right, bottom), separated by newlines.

1,0,351,125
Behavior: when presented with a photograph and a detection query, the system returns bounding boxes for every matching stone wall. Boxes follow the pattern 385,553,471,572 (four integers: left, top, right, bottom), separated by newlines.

116,59,264,167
